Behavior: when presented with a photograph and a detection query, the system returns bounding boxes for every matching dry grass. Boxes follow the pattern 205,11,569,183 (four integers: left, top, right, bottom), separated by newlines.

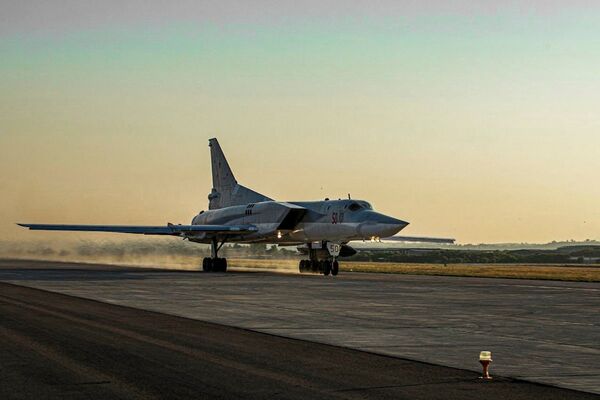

228,258,600,282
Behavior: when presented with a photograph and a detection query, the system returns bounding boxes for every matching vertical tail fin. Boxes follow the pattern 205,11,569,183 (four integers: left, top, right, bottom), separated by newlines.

208,138,272,209
209,138,237,198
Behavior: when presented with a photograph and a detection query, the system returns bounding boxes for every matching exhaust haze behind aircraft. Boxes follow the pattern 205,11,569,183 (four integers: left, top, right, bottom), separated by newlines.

19,138,454,276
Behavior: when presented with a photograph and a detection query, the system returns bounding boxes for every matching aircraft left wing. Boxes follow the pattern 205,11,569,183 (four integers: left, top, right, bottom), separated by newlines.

17,223,258,236
381,235,455,244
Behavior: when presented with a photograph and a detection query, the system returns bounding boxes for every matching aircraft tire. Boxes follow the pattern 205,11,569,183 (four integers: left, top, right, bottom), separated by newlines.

331,260,339,276
299,260,306,273
213,258,227,272
311,260,319,273
323,260,331,276
202,257,210,272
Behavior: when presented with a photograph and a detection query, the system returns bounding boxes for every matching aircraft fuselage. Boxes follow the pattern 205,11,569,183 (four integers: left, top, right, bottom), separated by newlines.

190,199,408,245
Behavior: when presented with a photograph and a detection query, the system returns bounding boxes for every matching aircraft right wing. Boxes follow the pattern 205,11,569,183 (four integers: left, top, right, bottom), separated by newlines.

381,235,455,244
17,223,258,236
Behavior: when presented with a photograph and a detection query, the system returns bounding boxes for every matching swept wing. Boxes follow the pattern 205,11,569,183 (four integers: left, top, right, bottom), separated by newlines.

382,235,455,244
17,223,257,236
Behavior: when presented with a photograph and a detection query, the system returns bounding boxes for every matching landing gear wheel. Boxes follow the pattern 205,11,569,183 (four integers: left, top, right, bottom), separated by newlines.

215,258,227,272
331,260,339,276
299,260,308,273
202,257,211,272
207,238,228,273
203,257,227,272
311,260,319,273
323,260,331,276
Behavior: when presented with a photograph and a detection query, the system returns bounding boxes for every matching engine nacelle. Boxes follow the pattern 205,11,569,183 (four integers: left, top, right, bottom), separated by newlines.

191,201,307,240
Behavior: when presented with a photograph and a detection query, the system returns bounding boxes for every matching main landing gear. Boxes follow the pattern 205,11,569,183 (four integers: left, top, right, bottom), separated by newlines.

298,259,339,276
202,257,227,272
202,238,227,272
298,242,341,276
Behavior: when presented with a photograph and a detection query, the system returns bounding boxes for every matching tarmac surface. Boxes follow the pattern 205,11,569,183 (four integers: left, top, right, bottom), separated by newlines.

3,282,596,400
0,259,599,398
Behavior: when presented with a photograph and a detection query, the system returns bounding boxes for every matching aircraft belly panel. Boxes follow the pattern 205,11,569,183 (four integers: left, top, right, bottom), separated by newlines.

301,222,359,242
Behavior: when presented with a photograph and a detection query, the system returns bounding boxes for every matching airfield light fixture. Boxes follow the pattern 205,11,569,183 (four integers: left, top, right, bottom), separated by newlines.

479,351,492,380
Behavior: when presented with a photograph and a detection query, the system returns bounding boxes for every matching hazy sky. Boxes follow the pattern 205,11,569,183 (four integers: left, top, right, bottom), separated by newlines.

1,1,599,243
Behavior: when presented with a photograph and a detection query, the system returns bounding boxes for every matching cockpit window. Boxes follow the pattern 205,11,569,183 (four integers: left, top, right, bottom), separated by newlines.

348,202,362,211
360,201,372,210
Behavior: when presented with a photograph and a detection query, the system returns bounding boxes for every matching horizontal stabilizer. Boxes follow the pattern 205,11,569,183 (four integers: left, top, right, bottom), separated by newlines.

17,223,258,236
382,235,455,244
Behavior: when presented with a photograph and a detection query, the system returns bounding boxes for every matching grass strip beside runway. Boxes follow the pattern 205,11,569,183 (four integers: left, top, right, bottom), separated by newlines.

229,259,600,282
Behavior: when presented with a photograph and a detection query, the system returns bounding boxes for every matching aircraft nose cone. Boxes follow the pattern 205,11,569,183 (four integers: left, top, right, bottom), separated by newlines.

359,212,409,238
379,214,409,227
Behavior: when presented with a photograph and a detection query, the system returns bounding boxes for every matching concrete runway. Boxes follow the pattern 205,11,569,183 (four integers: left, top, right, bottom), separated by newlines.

1,259,598,395
4,282,595,400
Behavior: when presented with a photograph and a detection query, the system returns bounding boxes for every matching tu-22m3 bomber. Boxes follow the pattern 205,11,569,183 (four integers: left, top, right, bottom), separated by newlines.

19,138,454,276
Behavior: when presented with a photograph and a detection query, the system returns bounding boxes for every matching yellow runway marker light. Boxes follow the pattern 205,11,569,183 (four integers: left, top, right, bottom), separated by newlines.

479,351,492,380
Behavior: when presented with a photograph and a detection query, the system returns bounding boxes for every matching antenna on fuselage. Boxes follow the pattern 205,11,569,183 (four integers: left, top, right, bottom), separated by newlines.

348,193,351,199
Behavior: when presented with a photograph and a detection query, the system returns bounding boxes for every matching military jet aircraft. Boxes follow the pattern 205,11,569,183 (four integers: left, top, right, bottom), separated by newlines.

19,138,454,276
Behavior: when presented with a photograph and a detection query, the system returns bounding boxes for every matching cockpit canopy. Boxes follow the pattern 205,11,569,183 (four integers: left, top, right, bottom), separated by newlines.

347,201,372,211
